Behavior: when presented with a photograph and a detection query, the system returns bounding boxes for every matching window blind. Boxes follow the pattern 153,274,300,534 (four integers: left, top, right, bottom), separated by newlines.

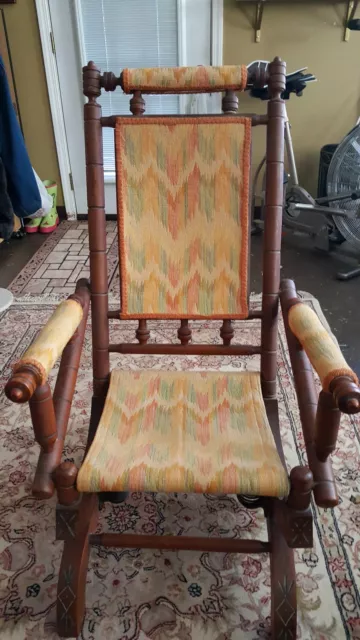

79,0,179,172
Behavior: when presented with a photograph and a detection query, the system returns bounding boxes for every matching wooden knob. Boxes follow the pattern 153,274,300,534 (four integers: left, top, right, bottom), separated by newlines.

330,376,360,414
5,366,39,403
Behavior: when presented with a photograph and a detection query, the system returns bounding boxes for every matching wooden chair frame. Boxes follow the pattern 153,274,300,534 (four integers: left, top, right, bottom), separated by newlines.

5,57,360,638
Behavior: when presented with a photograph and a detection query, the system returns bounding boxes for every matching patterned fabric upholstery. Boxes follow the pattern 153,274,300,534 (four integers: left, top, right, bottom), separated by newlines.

288,302,358,391
13,299,83,384
115,116,251,319
122,65,248,94
77,370,289,497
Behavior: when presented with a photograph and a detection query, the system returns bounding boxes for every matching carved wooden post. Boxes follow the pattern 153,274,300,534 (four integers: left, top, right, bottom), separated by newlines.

29,383,57,452
130,90,145,115
222,90,238,114
261,57,286,398
83,62,110,398
54,462,80,506
178,320,192,345
220,320,234,346
287,466,313,510
136,319,150,344
315,391,341,461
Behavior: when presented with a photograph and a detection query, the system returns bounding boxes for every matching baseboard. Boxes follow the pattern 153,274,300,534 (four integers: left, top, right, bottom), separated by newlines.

57,206,67,221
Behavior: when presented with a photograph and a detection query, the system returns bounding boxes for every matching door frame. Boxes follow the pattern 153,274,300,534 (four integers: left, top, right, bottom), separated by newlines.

36,0,223,220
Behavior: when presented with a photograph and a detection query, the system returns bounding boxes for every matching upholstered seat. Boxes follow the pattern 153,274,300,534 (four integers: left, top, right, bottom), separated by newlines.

77,370,289,497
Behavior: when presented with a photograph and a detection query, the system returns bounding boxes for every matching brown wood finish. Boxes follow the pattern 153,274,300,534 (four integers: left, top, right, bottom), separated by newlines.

54,462,80,506
280,279,338,507
261,57,286,399
83,62,110,399
287,466,313,510
130,90,146,115
268,501,297,638
89,533,270,553
29,383,57,452
222,89,238,114
178,319,192,345
108,343,261,356
32,279,90,499
315,391,341,462
136,319,150,344
57,494,98,638
220,319,235,346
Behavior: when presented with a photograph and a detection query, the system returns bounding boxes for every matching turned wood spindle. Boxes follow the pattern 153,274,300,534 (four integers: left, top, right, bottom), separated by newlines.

287,466,313,511
220,320,234,346
29,382,57,452
130,90,145,116
222,90,238,114
54,461,80,506
136,320,150,345
83,61,110,398
261,57,286,399
177,320,192,345
315,390,341,462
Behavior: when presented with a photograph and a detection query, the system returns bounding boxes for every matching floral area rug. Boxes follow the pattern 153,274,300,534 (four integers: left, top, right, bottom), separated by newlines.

0,296,359,640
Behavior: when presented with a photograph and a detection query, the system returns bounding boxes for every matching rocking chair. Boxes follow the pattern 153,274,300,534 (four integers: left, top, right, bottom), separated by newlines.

5,57,360,638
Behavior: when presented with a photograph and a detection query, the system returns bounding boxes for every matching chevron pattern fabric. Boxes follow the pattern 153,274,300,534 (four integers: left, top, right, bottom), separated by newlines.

77,370,289,496
115,116,251,318
122,65,248,94
288,302,359,392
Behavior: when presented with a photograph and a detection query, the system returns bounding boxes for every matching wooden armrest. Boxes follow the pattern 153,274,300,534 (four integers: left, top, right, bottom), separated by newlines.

282,280,360,414
6,281,89,404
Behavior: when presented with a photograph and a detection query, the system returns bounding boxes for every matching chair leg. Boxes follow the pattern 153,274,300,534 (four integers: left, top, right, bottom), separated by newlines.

56,494,98,638
268,501,297,639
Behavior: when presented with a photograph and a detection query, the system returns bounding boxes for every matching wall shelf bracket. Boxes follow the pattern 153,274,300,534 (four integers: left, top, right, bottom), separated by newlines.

344,0,359,41
255,1,266,42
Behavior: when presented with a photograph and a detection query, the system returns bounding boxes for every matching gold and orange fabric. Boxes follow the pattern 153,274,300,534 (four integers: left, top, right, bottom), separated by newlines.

115,116,251,319
77,371,289,497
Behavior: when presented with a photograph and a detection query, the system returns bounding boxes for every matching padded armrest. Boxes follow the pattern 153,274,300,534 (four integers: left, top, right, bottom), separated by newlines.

288,301,358,392
13,298,83,385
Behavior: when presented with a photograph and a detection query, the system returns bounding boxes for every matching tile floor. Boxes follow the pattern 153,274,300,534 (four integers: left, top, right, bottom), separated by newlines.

8,221,119,296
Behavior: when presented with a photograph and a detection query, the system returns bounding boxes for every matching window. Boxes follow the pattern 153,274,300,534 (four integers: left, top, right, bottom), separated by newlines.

78,0,180,172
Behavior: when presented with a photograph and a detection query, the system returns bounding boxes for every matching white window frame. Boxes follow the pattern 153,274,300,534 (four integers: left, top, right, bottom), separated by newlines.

36,0,223,218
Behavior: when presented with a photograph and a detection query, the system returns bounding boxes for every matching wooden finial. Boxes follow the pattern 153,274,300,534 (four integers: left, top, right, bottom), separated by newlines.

5,363,41,403
130,91,145,115
287,466,313,510
83,61,101,101
136,320,150,345
330,375,360,414
220,320,234,346
222,90,238,114
54,462,80,506
178,320,192,346
268,56,286,99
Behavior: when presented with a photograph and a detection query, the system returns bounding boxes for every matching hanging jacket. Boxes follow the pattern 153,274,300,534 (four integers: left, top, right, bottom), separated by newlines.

0,156,14,240
0,55,41,221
